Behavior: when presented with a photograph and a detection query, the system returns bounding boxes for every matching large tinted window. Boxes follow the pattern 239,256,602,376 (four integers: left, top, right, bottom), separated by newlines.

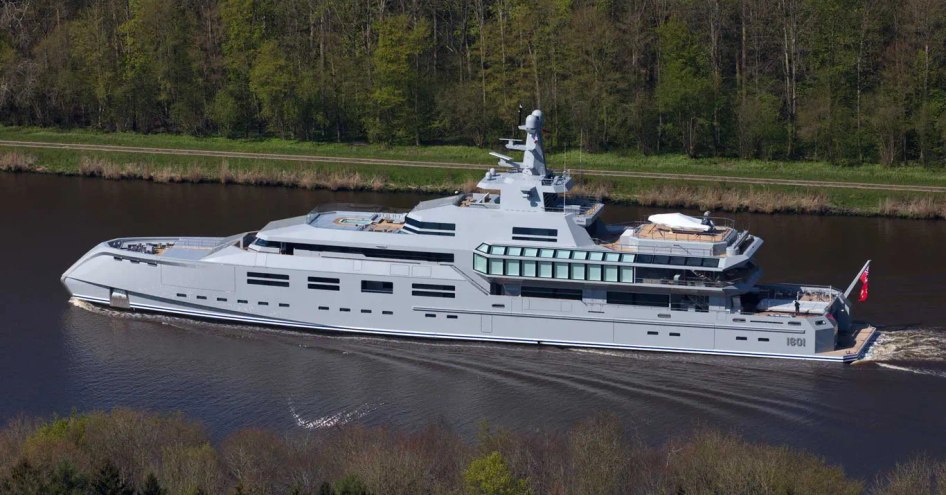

361,280,393,294
512,227,558,237
289,243,453,263
521,286,583,300
405,217,456,231
607,292,670,307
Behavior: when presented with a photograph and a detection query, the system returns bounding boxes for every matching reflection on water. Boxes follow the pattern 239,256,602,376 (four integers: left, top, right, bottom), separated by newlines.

2,173,946,479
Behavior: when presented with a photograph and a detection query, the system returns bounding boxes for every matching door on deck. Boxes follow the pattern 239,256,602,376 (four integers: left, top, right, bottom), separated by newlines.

481,315,493,333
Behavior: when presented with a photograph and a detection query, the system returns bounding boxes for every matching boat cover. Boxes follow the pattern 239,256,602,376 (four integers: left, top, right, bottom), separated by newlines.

647,213,711,232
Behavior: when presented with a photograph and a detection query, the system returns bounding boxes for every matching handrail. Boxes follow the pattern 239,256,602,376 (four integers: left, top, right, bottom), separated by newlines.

636,277,743,288
593,239,715,257
172,237,225,249
451,265,490,295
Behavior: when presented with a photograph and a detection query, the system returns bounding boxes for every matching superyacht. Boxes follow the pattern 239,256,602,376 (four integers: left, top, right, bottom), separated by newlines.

62,109,876,362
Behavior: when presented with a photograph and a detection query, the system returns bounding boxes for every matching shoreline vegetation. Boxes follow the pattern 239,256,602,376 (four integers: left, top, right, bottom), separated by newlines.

1,409,943,495
2,129,946,220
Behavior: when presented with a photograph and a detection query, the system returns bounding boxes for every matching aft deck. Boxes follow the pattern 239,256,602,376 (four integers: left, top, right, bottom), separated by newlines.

818,325,878,362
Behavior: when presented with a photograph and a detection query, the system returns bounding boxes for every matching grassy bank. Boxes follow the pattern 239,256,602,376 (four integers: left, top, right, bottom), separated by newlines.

2,408,942,494
3,141,946,219
5,125,946,187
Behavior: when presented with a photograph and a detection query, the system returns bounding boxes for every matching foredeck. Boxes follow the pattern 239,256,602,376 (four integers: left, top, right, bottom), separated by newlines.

110,237,226,260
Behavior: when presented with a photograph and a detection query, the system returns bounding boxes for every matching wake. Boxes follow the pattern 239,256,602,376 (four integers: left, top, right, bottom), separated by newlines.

863,328,946,362
288,399,379,430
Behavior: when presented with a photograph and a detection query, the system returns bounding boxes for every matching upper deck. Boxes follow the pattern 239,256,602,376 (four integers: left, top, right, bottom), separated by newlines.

307,210,406,233
633,222,734,243
597,215,755,259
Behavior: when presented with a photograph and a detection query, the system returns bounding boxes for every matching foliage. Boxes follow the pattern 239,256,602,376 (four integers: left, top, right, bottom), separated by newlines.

464,451,532,495
140,473,166,495
0,409,944,494
2,0,946,165
333,474,373,495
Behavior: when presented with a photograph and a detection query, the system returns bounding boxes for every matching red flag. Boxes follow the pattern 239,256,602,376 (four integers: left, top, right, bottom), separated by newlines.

858,266,870,302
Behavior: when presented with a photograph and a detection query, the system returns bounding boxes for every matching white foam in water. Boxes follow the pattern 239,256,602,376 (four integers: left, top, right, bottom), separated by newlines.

864,328,946,362
874,363,946,378
288,399,378,430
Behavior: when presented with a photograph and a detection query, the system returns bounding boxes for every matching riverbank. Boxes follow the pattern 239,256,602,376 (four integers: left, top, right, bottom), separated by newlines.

2,127,946,219
2,408,941,494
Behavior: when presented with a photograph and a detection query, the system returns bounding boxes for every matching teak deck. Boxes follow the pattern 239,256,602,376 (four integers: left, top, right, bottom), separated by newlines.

819,325,877,359
635,223,732,242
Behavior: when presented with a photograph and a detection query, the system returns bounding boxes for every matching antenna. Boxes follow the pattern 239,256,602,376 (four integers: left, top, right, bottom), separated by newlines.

563,140,568,213
579,129,584,191
517,104,523,129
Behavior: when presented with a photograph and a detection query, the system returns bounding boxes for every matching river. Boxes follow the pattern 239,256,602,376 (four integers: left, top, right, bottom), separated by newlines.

2,173,945,478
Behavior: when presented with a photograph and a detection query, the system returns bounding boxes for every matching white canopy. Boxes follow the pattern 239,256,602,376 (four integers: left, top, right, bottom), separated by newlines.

647,213,711,232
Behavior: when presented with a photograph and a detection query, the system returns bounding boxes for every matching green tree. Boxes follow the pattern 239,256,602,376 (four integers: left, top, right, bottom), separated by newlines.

737,91,786,159
655,18,713,157
366,14,430,144
250,41,298,138
119,0,204,132
212,0,270,136
464,451,532,495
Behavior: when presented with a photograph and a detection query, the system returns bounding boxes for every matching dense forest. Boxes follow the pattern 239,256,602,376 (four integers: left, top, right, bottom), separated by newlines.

1,0,946,165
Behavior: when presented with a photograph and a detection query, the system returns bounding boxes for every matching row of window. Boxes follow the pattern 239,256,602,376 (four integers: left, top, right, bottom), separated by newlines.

512,227,558,237
405,217,456,231
403,226,454,236
112,256,158,267
639,331,771,343
732,317,817,327
646,331,682,336
317,306,394,315
477,244,628,262
247,271,290,287
475,244,721,269
511,226,558,242
474,254,634,283
635,254,720,268
175,293,290,308
303,278,458,299
308,276,340,291
253,239,454,263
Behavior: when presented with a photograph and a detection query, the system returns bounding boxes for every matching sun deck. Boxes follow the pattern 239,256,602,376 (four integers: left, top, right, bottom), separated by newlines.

307,211,406,233
634,223,734,243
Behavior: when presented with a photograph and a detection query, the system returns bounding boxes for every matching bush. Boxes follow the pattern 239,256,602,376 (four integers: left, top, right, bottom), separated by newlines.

0,409,942,494
464,451,532,495
871,457,946,495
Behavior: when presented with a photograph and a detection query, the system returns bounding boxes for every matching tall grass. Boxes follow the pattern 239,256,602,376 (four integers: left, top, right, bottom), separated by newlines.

0,152,35,172
4,150,946,219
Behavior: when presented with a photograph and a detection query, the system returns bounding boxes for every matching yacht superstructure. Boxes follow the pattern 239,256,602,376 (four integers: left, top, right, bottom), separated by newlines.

61,110,876,362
